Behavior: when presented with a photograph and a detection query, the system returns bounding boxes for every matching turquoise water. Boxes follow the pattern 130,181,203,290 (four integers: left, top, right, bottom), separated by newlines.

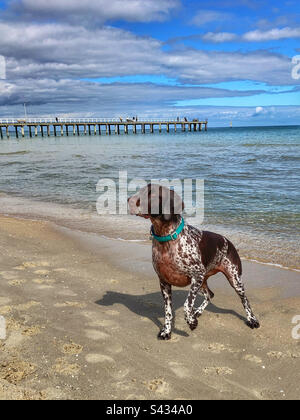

0,125,299,269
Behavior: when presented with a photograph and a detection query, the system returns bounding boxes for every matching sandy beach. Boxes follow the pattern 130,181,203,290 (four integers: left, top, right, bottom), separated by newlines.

0,214,299,400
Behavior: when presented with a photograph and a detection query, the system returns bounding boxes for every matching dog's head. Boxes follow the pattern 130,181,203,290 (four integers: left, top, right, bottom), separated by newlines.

128,184,184,222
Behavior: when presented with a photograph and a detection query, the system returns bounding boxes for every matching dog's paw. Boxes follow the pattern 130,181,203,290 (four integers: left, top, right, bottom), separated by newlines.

188,318,198,331
246,319,260,329
157,329,171,340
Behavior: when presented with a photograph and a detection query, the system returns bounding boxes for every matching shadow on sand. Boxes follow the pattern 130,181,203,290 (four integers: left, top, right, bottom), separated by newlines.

95,290,247,337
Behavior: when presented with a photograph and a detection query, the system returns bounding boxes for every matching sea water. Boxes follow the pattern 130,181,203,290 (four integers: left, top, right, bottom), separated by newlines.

0,125,299,270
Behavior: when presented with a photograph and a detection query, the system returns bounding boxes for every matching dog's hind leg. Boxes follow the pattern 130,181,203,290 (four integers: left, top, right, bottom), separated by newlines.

158,280,173,340
222,257,260,329
234,278,260,329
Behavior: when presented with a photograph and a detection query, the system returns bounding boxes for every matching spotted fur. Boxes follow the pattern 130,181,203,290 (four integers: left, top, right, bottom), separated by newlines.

128,184,260,340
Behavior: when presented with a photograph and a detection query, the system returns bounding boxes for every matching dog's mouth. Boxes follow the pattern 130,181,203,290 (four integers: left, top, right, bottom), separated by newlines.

128,201,150,219
128,205,150,219
139,214,151,219
135,212,150,219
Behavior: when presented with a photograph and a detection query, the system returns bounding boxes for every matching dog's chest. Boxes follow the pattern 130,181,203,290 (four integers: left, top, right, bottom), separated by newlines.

152,226,205,286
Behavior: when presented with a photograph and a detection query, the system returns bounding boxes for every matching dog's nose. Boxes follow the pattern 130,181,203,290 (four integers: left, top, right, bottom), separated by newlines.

128,196,141,215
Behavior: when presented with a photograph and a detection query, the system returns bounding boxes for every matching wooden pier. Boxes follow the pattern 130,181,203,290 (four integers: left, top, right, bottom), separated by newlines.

0,118,208,139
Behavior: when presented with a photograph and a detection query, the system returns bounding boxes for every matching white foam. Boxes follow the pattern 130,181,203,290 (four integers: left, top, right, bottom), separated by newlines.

242,257,300,273
0,193,299,272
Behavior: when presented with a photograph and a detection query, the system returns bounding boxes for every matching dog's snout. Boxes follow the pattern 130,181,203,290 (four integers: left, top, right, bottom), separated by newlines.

128,194,141,215
128,195,140,206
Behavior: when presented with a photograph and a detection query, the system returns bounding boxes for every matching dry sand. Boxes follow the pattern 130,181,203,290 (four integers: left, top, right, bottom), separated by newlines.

0,215,299,400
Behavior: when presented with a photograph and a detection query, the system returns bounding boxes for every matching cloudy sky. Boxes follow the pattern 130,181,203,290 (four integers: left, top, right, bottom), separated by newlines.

0,0,299,126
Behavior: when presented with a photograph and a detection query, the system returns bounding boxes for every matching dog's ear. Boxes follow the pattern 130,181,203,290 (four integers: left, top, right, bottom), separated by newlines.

138,184,153,215
162,188,184,221
172,189,185,214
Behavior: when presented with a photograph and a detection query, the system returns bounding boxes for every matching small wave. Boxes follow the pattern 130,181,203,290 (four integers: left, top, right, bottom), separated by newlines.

130,155,144,159
101,235,148,243
243,257,300,273
242,143,289,147
72,154,86,159
278,156,300,162
2,161,24,166
0,151,29,156
244,158,257,163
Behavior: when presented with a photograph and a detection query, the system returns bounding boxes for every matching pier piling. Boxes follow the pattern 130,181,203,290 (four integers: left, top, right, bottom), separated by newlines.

0,118,208,139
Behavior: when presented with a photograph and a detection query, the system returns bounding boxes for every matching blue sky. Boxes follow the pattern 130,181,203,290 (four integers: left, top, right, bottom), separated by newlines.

0,0,299,125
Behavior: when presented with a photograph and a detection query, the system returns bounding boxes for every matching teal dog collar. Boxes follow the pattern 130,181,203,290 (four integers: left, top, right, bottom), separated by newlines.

151,218,185,243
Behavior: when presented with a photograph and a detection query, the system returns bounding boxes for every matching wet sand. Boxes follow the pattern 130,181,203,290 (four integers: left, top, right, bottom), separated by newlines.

0,215,299,400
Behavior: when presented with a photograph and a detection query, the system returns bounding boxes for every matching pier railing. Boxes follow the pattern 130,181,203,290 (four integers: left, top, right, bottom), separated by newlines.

0,118,207,124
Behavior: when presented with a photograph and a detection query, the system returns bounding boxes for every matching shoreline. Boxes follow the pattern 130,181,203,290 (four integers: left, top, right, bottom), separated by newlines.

1,207,300,274
0,192,299,272
0,213,300,400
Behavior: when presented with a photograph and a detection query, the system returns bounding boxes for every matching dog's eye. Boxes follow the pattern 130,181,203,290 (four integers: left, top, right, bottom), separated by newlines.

136,198,140,207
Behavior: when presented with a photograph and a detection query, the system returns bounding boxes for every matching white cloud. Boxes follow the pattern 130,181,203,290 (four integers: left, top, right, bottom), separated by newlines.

191,10,233,26
0,8,299,118
11,0,180,23
0,21,296,87
165,49,294,86
243,27,300,41
254,106,264,114
201,27,300,44
1,95,300,127
202,32,237,43
252,106,274,117
0,77,266,109
0,23,163,78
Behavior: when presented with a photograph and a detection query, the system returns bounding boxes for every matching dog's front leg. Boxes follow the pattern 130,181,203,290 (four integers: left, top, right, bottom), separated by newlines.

158,280,173,340
184,276,204,331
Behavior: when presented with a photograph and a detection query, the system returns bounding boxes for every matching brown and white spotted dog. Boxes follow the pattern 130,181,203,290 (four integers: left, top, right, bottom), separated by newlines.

128,184,260,340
